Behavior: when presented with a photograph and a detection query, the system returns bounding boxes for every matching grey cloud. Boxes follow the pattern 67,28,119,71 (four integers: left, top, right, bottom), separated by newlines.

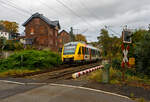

0,0,150,42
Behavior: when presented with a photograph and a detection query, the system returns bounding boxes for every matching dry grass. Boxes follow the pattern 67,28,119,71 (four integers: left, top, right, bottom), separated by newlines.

88,69,103,82
88,68,121,84
88,67,150,87
0,69,41,77
135,97,147,102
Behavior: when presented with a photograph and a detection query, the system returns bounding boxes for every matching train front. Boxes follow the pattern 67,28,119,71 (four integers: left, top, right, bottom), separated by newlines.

62,42,77,63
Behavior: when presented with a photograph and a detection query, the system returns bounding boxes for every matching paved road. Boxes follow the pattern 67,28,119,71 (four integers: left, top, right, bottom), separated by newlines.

0,80,133,102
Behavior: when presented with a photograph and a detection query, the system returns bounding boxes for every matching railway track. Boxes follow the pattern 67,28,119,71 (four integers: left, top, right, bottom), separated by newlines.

25,62,102,83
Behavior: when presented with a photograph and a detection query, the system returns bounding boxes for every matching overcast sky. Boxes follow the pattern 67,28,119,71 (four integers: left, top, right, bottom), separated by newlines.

0,0,150,42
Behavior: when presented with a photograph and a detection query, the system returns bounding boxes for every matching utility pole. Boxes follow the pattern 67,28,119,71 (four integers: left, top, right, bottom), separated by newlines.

69,27,75,42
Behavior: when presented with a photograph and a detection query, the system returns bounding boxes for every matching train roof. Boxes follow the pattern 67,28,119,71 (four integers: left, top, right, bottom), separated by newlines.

64,42,100,51
86,45,99,50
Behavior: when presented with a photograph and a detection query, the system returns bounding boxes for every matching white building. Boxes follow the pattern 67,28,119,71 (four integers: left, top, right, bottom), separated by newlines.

0,31,10,40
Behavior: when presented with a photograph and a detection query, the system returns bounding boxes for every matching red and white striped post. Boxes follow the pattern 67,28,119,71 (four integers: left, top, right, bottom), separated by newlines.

121,44,130,81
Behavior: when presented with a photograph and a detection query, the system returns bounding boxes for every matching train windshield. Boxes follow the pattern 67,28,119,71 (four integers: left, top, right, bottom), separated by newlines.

63,45,76,55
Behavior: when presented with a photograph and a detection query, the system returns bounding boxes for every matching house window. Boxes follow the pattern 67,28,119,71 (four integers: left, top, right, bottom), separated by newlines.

30,28,34,35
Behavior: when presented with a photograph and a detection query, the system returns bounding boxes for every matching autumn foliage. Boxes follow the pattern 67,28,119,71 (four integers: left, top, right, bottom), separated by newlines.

0,20,19,33
75,34,87,42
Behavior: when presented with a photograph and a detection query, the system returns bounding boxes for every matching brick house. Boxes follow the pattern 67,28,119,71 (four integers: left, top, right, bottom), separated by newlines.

58,30,71,51
22,12,60,51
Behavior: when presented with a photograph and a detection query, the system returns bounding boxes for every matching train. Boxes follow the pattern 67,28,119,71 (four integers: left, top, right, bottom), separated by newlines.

61,42,101,63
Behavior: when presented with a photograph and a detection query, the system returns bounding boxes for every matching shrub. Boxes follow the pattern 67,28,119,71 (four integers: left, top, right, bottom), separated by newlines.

0,50,62,71
110,67,122,81
112,58,121,70
134,33,150,77
4,40,24,51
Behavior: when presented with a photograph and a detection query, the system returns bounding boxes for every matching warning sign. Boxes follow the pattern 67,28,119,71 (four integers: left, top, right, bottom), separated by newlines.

129,58,135,65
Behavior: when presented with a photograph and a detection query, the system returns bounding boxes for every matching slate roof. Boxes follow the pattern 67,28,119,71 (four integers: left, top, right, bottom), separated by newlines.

22,12,60,29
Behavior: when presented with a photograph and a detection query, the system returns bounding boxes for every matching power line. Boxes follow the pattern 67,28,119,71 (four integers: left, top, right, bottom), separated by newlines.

78,0,100,21
0,1,30,20
105,25,121,36
7,0,31,15
0,0,31,15
38,0,64,17
55,0,99,31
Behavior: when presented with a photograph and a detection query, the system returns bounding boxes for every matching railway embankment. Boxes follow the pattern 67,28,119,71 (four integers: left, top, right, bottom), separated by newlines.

0,50,62,77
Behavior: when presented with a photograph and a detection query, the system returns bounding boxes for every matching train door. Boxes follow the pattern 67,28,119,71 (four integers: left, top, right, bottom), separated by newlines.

77,47,81,60
82,47,85,60
89,48,91,61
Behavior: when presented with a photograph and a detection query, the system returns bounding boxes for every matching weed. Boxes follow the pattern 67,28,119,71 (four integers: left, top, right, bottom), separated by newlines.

130,93,135,100
137,97,146,102
88,70,103,82
110,79,120,84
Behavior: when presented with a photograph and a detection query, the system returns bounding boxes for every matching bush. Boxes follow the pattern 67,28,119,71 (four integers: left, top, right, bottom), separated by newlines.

4,40,24,51
0,50,62,71
110,67,122,81
112,58,121,70
134,33,150,77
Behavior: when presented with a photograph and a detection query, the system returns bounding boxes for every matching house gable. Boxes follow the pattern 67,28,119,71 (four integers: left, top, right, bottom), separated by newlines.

22,12,60,29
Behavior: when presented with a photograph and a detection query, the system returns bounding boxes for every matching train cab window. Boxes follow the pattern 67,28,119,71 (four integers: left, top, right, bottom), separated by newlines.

82,47,85,55
78,47,81,54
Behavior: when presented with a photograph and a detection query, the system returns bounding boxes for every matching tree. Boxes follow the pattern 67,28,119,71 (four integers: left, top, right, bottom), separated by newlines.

97,28,121,60
69,27,75,41
89,42,99,47
75,34,87,42
0,37,6,51
0,25,4,30
97,29,110,57
128,29,150,77
2,20,19,33
134,32,150,77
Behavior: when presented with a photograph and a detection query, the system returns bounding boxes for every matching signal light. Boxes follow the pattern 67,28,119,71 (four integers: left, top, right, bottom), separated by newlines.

122,30,132,43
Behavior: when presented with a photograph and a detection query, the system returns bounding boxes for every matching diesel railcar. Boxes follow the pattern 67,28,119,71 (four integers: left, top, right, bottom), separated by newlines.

62,42,101,63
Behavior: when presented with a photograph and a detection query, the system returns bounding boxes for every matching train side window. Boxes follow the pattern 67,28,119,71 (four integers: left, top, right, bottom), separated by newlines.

85,48,88,55
87,48,89,55
91,49,93,55
78,47,81,54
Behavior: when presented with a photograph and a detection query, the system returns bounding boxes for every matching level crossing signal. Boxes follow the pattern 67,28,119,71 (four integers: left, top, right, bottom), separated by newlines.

122,30,132,43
